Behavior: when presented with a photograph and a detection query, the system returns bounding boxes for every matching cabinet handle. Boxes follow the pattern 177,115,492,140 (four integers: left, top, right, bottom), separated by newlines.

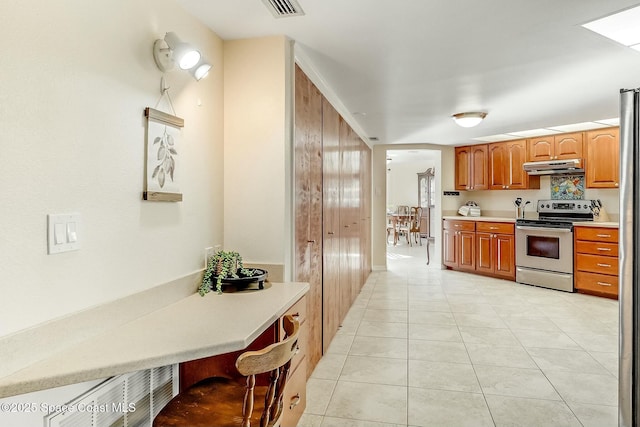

289,394,301,410
615,183,619,187
344,225,350,228
294,345,301,355
489,226,498,230
291,312,300,320
596,234,611,238
596,247,612,251
505,185,509,189
327,231,335,235
454,224,461,227
597,263,612,268
307,240,315,244
597,281,613,287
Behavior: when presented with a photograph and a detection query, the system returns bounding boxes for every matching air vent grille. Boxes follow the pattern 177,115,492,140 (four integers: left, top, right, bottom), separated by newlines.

261,0,305,18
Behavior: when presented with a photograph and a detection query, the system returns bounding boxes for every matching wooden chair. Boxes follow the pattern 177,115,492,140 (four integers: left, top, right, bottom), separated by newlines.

153,315,300,427
386,214,399,245
409,207,423,246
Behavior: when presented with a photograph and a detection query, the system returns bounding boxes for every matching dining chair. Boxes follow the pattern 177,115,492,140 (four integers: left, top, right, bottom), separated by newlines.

409,207,423,246
386,214,399,245
153,315,300,427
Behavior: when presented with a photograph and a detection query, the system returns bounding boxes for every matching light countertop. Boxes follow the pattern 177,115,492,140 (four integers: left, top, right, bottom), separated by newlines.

0,282,309,398
573,221,619,228
443,216,516,223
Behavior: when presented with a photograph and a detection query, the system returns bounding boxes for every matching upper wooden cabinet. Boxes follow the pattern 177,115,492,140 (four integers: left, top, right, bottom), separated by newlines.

586,127,619,188
455,144,488,191
489,139,539,190
528,132,583,161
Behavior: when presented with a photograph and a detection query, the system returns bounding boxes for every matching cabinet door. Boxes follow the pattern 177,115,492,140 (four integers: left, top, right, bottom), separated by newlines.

488,143,507,190
494,234,515,279
442,227,457,267
476,232,494,274
586,128,619,188
455,147,471,190
528,137,553,161
505,140,530,189
555,132,583,159
470,145,489,190
458,230,476,271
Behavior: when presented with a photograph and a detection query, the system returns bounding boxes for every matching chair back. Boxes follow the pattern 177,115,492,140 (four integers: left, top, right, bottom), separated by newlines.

235,315,300,427
396,205,410,216
410,207,423,227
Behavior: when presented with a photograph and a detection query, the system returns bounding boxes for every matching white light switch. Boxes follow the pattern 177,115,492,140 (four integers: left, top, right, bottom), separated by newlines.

54,223,65,245
48,213,82,254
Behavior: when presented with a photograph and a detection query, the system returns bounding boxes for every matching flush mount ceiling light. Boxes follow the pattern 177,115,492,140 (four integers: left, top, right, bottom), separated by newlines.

153,32,212,80
582,5,640,51
452,112,487,128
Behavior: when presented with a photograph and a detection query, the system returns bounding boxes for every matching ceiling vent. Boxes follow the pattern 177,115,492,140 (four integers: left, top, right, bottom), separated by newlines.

262,0,305,18
369,137,379,142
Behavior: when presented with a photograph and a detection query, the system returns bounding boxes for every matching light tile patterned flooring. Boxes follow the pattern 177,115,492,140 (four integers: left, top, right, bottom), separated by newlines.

298,241,619,427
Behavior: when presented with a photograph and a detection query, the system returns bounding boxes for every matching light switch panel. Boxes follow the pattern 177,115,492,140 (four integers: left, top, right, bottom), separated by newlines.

47,213,82,254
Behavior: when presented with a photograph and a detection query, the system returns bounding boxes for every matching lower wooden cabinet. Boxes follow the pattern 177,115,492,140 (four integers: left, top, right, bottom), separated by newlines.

574,226,619,298
442,220,476,271
443,219,515,281
281,358,307,426
475,222,515,280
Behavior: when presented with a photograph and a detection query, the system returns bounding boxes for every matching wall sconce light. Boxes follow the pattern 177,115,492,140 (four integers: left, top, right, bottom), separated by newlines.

153,32,212,80
452,112,487,128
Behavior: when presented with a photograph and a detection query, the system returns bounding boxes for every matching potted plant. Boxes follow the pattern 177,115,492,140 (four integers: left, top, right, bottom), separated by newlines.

198,250,266,295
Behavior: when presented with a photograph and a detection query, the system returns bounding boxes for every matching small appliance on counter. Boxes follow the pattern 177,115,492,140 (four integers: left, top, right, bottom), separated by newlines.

458,201,481,217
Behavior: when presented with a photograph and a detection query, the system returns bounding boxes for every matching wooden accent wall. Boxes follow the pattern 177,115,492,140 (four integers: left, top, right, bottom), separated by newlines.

294,67,324,375
322,98,341,352
294,65,372,375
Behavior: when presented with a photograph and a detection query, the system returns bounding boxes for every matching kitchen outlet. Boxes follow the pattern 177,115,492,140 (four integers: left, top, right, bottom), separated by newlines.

47,213,81,254
204,247,215,268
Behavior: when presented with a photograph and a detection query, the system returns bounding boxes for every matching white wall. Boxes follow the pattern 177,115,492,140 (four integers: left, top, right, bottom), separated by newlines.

387,158,436,208
223,36,293,278
0,0,224,336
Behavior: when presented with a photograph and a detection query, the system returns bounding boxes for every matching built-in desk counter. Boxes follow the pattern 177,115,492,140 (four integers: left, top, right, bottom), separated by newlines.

0,282,309,398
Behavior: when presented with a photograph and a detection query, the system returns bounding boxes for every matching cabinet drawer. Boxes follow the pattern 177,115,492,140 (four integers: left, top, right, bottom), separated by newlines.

574,227,618,243
282,297,307,332
575,271,618,297
575,253,618,275
281,358,307,427
290,323,307,374
443,220,475,232
476,222,514,234
575,240,618,256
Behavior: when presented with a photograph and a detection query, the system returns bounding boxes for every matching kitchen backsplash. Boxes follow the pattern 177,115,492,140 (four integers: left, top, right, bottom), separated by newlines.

550,175,585,200
458,176,620,220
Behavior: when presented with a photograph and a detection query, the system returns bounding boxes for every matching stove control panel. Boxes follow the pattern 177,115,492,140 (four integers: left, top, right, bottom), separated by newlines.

537,199,594,214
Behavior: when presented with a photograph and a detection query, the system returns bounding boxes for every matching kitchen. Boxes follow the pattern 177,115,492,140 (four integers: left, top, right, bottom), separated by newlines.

441,128,620,296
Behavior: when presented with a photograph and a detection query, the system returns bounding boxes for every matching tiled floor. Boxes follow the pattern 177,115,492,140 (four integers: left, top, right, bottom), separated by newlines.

298,240,619,427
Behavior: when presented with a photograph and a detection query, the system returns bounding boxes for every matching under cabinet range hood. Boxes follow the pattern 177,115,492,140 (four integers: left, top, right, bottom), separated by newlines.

522,158,584,175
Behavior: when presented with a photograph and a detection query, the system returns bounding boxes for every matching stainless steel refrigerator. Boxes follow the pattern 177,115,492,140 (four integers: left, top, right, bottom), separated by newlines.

620,87,640,427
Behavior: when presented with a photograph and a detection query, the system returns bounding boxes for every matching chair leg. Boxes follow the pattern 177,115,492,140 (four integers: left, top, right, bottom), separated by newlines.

426,238,431,265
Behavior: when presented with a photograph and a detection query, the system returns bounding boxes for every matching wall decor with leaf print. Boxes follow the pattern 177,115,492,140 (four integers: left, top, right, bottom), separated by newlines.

143,107,184,201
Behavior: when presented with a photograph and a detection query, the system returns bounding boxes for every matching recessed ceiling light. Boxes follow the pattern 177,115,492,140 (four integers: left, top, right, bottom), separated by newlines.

582,5,640,50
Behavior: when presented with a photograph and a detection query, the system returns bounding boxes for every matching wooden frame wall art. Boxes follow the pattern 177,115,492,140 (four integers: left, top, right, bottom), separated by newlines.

143,107,184,201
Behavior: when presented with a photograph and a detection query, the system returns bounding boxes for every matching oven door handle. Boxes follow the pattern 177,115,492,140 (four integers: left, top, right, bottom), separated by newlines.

515,226,572,233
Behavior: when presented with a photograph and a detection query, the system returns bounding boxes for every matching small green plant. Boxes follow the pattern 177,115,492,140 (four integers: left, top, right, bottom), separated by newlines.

198,250,255,295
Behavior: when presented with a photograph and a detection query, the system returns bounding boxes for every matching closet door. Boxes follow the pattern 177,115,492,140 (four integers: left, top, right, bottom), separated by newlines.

294,66,323,375
322,98,341,352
